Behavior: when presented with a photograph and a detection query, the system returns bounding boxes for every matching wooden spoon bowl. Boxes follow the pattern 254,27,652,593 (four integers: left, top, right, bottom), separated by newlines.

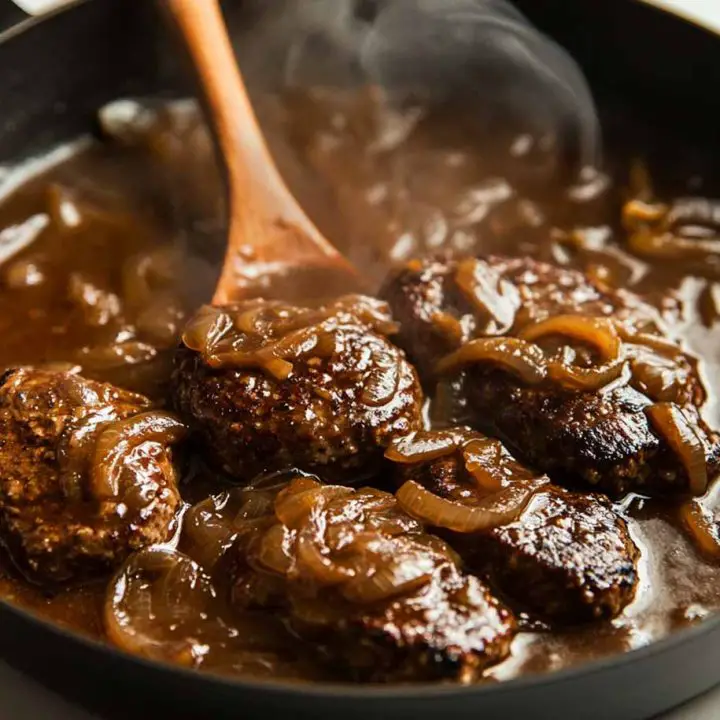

165,0,362,306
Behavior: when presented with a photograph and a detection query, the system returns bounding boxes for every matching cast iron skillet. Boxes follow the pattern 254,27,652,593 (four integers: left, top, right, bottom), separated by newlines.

0,1,719,718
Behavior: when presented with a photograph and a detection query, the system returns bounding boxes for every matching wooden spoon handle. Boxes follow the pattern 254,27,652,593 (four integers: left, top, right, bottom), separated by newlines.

164,0,347,270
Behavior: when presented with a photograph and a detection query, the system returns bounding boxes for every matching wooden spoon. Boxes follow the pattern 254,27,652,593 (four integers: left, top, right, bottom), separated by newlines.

165,0,361,306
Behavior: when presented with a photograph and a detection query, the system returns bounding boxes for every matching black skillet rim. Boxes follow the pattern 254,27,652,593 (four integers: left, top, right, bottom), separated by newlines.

0,0,718,705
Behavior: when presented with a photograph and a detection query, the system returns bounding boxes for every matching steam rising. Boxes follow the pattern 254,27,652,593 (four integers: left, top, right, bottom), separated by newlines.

234,0,601,176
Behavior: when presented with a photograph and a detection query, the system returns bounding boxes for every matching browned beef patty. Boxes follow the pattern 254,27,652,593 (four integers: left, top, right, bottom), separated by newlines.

382,255,718,495
229,476,516,683
172,296,424,483
0,368,184,585
393,429,639,622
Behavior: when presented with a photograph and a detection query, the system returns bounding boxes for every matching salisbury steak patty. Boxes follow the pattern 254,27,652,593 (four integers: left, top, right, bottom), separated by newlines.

478,487,639,621
380,254,618,384
391,429,639,622
230,475,516,683
382,255,718,495
173,296,423,483
0,368,185,584
464,372,716,496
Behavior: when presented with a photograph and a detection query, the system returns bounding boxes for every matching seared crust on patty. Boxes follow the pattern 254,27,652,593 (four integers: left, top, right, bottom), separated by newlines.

173,296,424,483
0,368,184,585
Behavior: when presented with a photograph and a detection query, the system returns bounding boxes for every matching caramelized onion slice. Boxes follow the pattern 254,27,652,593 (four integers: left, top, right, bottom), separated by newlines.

628,227,720,260
105,548,218,666
646,402,709,496
78,341,158,370
57,408,121,500
274,480,352,529
435,337,547,384
340,537,437,604
182,305,234,354
463,439,510,492
622,199,668,230
624,196,720,258
182,489,262,570
615,325,684,357
520,315,621,363
454,258,520,335
328,294,399,336
361,350,401,407
91,411,186,499
385,430,465,464
396,479,534,532
188,322,327,381
250,324,339,381
255,523,295,576
340,562,432,604
256,327,321,361
245,469,313,495
430,311,465,345
548,358,627,392
181,296,396,382
680,492,720,560
295,530,355,585
626,346,691,404
614,326,691,402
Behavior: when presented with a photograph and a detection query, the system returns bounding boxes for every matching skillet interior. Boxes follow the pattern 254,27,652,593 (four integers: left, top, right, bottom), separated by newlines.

0,0,719,718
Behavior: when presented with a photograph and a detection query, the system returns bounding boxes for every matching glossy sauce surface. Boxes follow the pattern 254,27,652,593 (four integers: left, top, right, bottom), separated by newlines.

0,89,719,683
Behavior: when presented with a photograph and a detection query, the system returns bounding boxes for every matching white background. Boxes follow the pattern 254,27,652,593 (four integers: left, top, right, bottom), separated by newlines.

12,0,76,14
645,0,720,32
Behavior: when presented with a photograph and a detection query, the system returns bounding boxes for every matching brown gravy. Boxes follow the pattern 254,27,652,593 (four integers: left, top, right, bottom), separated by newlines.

0,88,719,684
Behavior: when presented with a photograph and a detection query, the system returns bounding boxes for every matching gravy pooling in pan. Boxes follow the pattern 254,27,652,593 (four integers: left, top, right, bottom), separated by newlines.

0,89,719,683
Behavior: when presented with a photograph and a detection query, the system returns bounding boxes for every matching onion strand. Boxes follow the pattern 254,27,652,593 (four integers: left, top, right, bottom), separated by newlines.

646,402,709,495
396,479,533,532
435,337,547,384
548,358,627,391
91,411,186,499
519,315,621,363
